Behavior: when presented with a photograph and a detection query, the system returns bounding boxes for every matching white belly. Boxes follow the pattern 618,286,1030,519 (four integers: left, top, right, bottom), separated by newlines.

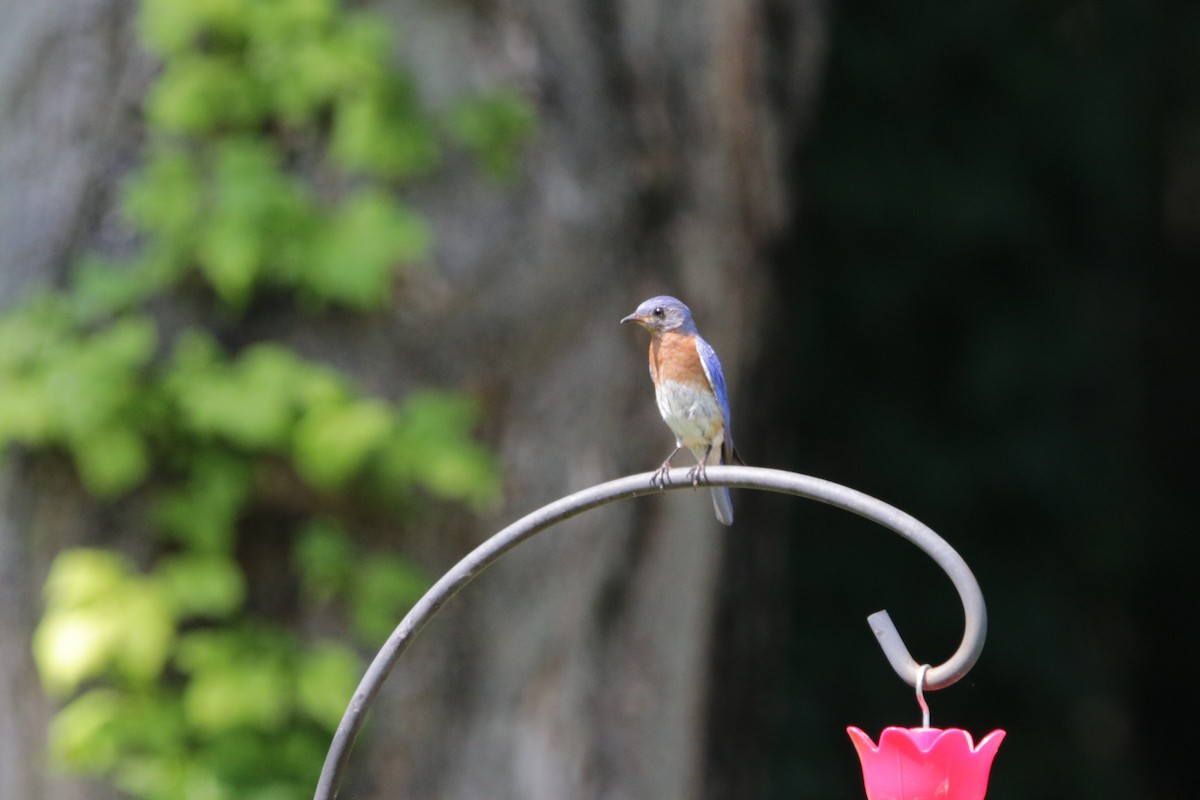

654,379,724,457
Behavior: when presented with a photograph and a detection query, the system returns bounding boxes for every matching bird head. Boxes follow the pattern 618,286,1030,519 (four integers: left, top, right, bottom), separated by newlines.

620,296,696,335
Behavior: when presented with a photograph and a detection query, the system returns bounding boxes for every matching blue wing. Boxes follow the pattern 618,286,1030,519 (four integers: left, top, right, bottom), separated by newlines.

693,336,734,454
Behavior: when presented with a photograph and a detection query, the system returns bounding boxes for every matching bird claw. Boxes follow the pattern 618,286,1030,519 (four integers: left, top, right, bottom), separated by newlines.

687,462,706,488
651,461,672,490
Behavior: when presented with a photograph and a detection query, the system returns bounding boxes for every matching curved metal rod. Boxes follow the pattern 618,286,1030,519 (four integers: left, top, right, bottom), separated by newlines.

314,466,986,799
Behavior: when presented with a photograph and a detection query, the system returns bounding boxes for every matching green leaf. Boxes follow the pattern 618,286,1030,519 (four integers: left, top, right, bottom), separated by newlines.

154,451,251,553
269,729,328,790
116,754,224,800
197,216,261,306
292,398,393,490
301,190,430,307
35,608,118,698
246,4,379,124
70,256,172,322
292,518,355,600
182,654,291,735
195,139,317,305
138,0,249,57
36,315,158,495
0,376,54,445
166,335,304,450
0,300,71,445
47,689,124,773
247,0,336,40
123,148,202,249
448,90,536,180
296,642,359,730
42,549,132,607
147,54,267,134
350,555,429,642
45,315,156,451
156,553,246,619
35,550,175,696
379,390,499,507
49,688,188,779
70,424,150,497
0,293,71,369
116,585,176,684
331,77,440,178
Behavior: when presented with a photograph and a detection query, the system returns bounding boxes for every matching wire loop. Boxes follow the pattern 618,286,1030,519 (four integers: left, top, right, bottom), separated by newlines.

916,663,932,728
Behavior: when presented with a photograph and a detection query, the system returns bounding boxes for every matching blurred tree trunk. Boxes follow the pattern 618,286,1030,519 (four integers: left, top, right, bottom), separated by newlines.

1,2,148,798
0,1,825,798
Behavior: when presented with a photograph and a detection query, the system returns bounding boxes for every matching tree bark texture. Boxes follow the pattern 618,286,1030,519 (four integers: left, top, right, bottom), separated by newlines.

1,2,148,798
0,0,825,798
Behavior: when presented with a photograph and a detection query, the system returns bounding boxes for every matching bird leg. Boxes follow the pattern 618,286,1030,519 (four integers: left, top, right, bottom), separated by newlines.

686,444,712,488
652,445,681,490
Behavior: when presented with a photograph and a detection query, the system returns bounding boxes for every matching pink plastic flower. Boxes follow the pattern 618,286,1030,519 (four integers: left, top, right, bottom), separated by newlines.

847,726,1005,800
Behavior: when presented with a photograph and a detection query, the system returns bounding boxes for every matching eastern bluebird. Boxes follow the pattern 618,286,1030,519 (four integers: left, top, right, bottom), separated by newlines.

621,295,741,525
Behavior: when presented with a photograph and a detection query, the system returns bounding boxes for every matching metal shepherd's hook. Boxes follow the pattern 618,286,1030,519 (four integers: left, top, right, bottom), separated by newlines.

314,466,988,799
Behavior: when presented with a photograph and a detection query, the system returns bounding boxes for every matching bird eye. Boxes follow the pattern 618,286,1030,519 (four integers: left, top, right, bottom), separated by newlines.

652,307,665,318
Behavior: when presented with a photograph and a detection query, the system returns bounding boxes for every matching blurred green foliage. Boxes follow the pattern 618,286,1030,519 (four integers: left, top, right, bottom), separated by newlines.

0,0,532,796
448,90,537,180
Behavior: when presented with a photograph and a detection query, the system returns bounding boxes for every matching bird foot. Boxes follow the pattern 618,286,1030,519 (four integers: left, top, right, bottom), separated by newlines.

686,461,706,488
651,461,673,490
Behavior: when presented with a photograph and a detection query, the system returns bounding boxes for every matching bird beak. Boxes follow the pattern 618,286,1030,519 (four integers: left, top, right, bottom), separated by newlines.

620,313,641,325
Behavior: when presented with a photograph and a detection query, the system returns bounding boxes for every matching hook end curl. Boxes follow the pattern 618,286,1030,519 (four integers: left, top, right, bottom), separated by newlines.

868,603,985,692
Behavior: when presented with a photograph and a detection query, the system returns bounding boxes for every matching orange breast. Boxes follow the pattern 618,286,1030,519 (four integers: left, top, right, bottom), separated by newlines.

650,332,707,387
